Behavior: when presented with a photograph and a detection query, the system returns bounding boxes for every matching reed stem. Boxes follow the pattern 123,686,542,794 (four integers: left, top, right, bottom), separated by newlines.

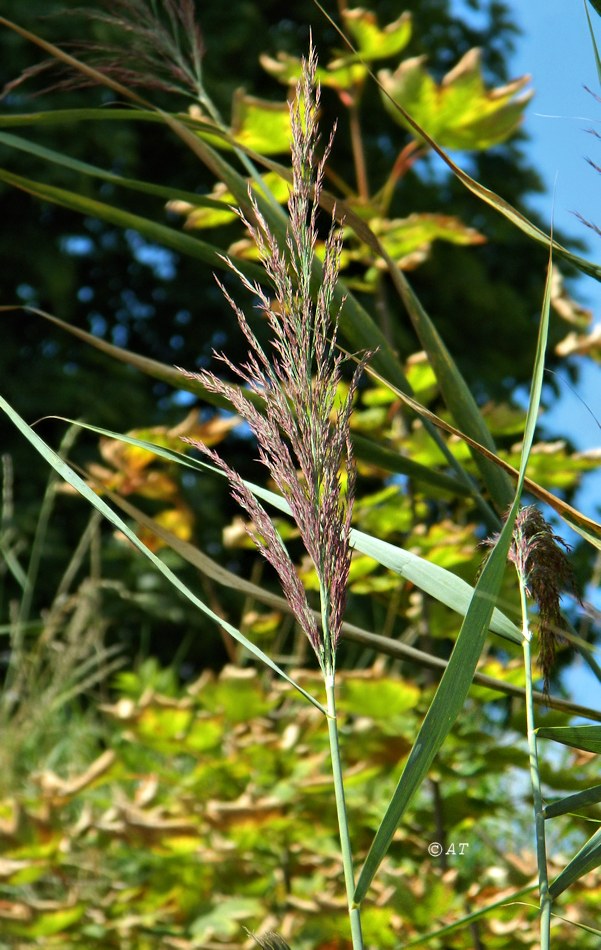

520,580,552,949
325,672,364,950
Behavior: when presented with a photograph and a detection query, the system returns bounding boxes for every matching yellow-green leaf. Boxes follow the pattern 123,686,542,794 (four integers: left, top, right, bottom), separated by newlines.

200,91,292,155
354,213,485,269
260,51,366,91
379,48,532,150
168,171,289,230
338,8,412,63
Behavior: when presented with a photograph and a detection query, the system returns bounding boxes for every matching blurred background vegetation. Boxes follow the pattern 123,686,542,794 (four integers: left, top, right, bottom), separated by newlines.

0,0,599,946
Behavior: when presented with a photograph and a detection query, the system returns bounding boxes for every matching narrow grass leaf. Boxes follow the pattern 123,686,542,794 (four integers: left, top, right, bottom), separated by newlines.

380,252,514,510
354,249,554,904
353,498,519,903
536,725,601,754
0,130,227,206
585,0,601,84
549,913,601,937
401,884,537,947
0,168,264,281
544,783,601,819
0,106,217,133
44,417,521,643
359,362,601,547
0,395,325,714
549,826,601,898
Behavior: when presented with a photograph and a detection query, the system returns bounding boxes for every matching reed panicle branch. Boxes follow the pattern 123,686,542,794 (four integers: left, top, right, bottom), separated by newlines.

181,46,368,676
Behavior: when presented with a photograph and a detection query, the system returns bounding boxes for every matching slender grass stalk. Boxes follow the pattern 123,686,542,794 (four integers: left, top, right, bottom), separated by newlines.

491,504,577,949
520,579,552,950
484,503,577,947
181,47,367,942
325,671,364,949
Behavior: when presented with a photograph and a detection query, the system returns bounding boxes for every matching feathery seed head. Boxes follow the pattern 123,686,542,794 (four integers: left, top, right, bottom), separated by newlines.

182,47,367,674
485,505,576,694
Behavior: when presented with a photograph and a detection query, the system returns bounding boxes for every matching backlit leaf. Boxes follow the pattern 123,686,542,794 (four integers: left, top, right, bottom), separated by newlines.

200,90,292,155
379,48,532,150
354,213,485,270
339,8,412,62
260,51,365,91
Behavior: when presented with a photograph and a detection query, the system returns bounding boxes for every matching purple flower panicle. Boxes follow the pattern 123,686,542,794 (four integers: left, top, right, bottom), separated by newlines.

181,48,367,674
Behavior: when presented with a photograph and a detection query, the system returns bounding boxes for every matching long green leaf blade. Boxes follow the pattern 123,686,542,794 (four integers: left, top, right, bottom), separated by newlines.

0,395,325,714
585,0,601,84
536,725,601,754
354,250,554,903
544,783,601,820
0,168,264,281
0,129,228,206
44,416,521,643
549,826,601,898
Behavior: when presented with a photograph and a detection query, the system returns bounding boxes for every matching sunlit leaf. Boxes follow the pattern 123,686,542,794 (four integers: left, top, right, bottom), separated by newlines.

260,51,366,91
168,171,289,230
199,90,292,155
379,48,532,150
353,213,485,270
338,8,412,63
338,676,420,719
7,904,85,938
